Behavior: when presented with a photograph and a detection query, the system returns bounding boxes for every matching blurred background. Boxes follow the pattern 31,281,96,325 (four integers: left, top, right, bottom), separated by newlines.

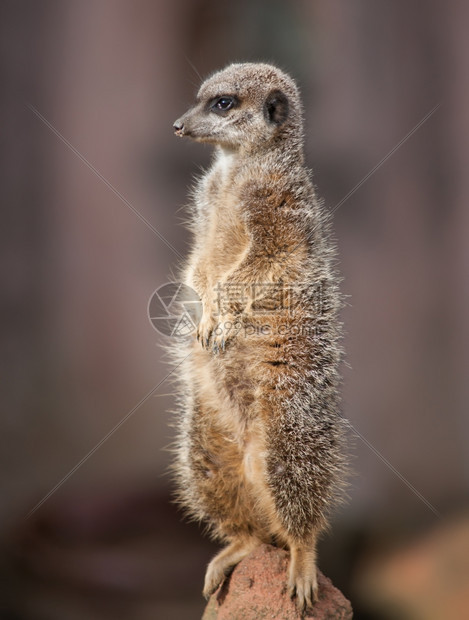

1,1,468,618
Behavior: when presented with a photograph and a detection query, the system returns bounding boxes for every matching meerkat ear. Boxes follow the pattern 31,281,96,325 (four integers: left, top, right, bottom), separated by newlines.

264,89,289,126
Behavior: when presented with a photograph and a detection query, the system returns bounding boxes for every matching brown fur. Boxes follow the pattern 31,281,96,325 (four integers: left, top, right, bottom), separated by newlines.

171,62,349,612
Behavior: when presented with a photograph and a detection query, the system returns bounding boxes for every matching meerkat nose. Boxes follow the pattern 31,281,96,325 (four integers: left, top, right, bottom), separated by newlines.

173,119,185,136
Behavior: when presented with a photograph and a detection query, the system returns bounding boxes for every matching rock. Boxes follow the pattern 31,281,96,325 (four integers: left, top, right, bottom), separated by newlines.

202,544,353,619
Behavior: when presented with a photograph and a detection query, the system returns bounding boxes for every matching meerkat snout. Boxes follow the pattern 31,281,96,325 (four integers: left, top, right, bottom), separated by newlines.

172,94,241,144
173,118,185,137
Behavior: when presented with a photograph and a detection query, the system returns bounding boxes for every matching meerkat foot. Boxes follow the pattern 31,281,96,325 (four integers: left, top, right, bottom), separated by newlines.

288,571,318,612
287,540,319,611
203,538,258,599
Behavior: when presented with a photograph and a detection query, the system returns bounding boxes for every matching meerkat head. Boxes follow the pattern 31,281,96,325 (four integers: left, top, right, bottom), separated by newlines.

173,62,304,154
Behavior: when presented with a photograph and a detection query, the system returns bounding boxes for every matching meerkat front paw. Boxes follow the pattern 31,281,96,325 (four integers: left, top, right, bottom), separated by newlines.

196,311,216,349
211,314,242,352
197,313,242,352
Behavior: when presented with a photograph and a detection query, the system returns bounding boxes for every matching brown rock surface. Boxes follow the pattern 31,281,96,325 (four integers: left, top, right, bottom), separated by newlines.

202,544,353,619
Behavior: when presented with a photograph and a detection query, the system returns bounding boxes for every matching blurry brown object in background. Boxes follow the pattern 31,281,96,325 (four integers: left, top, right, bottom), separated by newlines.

354,515,469,620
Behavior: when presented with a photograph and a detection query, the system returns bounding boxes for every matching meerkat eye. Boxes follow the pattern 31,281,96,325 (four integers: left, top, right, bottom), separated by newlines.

211,96,237,113
215,97,234,110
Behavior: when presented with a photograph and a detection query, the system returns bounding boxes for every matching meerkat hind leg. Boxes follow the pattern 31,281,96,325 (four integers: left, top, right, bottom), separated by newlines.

203,537,258,599
288,534,319,611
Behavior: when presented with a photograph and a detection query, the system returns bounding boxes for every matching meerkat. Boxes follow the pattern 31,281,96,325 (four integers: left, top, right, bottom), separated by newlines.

171,62,348,612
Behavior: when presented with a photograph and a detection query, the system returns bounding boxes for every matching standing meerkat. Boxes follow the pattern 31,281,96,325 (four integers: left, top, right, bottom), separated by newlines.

171,62,348,612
